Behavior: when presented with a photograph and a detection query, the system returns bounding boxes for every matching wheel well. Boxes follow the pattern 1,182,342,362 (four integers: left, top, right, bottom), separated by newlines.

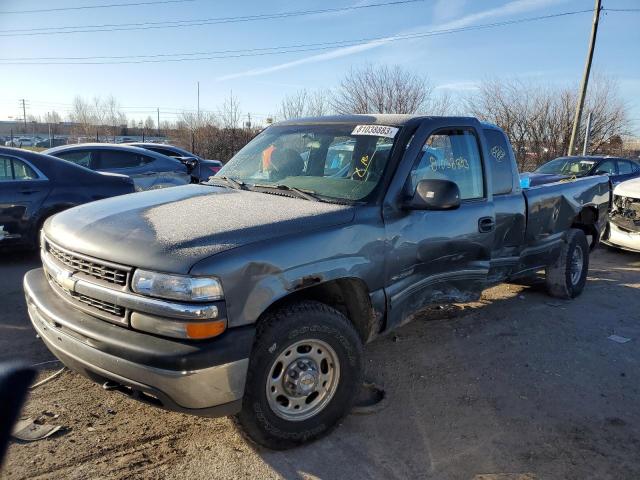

259,278,379,343
571,206,599,249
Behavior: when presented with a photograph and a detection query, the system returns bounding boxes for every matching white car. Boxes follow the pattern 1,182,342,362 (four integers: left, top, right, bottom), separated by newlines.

4,137,34,147
603,177,640,252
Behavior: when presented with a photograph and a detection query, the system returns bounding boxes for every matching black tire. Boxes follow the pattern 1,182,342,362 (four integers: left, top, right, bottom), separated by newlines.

236,300,363,450
545,228,589,299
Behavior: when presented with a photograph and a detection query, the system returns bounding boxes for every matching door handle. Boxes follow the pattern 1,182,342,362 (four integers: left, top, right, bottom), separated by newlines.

478,217,495,233
20,189,38,195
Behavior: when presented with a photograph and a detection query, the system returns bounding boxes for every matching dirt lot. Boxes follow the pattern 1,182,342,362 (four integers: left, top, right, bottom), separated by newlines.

1,247,639,480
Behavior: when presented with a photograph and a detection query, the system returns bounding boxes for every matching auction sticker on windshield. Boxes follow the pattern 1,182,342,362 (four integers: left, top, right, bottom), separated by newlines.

352,125,399,138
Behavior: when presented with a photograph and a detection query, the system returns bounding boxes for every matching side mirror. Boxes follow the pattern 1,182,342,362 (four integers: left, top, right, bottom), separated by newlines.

403,179,461,210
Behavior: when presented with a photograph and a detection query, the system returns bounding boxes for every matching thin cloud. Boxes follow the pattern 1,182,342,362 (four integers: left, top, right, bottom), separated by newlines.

435,81,479,91
216,0,567,82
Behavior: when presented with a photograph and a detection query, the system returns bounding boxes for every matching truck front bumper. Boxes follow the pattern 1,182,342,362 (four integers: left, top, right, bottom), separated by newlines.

24,268,254,417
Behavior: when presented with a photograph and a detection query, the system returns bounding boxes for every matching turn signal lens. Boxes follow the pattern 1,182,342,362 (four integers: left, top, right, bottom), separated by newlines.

185,320,227,339
130,312,226,340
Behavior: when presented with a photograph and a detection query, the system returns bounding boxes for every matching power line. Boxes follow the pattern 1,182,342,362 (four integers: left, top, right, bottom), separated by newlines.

0,9,595,65
0,0,195,15
0,0,423,37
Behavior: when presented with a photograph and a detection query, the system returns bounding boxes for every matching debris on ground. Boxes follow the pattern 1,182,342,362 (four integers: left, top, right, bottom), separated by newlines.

12,417,62,442
608,335,632,344
29,367,65,390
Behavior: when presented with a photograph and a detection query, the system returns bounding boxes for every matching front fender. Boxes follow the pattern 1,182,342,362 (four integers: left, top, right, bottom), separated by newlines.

189,215,386,328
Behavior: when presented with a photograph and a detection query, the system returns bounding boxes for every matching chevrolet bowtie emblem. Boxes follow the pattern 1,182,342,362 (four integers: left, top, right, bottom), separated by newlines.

56,270,77,292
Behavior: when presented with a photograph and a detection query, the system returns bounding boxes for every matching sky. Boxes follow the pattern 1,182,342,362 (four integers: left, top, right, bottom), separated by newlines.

0,0,639,133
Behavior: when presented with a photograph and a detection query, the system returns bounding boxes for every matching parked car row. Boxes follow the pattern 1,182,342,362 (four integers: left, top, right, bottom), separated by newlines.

43,144,192,191
0,146,135,248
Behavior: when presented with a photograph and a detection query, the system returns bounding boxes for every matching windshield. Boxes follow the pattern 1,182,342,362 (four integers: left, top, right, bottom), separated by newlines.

535,157,595,176
215,124,398,201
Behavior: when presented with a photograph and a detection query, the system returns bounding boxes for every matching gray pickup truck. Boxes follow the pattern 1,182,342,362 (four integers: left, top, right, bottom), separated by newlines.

24,115,609,449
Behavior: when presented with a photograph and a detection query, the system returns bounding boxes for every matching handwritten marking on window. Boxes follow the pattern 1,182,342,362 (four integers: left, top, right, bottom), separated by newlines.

490,145,506,162
353,154,371,179
429,156,469,172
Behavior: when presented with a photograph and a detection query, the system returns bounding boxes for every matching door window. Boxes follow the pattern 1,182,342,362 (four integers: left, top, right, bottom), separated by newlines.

409,129,484,200
0,156,39,181
149,147,181,158
12,159,38,180
617,160,633,175
98,150,148,169
0,157,12,181
56,150,92,168
595,160,616,175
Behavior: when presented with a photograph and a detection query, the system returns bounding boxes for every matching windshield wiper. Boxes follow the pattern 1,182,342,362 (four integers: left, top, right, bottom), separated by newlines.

253,183,322,202
209,176,247,190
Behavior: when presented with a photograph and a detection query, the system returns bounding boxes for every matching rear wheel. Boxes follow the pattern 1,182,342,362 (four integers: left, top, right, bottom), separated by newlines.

236,300,363,450
545,228,589,299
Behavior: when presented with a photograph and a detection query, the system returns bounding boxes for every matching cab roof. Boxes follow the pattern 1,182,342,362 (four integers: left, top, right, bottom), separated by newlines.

275,114,480,127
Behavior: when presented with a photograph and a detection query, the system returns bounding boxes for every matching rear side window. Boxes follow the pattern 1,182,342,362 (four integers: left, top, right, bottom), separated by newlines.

595,160,616,175
0,156,11,180
148,147,180,157
409,129,484,200
98,150,150,169
56,150,93,168
483,129,514,195
13,159,38,180
617,160,633,174
0,156,39,181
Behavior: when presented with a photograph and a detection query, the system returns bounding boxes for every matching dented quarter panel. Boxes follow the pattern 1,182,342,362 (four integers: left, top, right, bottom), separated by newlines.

523,175,610,243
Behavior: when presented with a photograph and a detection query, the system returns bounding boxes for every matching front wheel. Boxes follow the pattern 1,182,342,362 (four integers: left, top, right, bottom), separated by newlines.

545,228,589,299
236,300,363,449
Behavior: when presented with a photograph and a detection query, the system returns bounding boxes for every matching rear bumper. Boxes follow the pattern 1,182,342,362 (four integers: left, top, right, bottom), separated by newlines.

602,221,640,253
24,268,254,417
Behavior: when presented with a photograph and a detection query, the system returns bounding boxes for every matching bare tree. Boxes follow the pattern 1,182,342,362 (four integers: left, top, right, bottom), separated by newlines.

466,75,630,170
307,89,332,117
70,95,95,137
144,115,155,130
44,111,62,136
278,89,333,120
103,95,126,140
331,64,444,115
218,91,242,129
279,90,308,120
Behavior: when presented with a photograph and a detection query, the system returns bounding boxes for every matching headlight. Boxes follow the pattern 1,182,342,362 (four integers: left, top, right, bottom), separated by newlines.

132,270,223,302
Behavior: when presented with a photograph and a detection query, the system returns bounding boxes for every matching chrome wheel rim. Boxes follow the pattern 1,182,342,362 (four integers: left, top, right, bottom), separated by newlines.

266,339,340,421
570,245,584,285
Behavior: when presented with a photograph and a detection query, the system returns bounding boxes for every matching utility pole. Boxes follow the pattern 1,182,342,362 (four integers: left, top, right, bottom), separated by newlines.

582,112,593,156
20,99,27,132
157,108,160,136
197,81,200,122
48,112,52,148
567,0,602,156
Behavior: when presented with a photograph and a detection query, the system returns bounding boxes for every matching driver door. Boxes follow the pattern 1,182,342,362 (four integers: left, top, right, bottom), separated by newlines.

383,126,495,329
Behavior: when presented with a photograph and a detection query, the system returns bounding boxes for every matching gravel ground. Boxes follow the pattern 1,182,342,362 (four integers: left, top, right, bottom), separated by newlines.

1,246,639,480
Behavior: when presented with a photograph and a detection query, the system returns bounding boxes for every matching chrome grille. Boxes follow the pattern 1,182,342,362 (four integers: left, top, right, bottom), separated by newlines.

46,241,128,286
46,270,126,322
71,291,125,317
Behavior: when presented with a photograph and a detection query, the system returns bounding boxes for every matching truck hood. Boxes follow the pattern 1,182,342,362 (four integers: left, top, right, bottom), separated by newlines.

46,184,355,273
614,177,640,198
